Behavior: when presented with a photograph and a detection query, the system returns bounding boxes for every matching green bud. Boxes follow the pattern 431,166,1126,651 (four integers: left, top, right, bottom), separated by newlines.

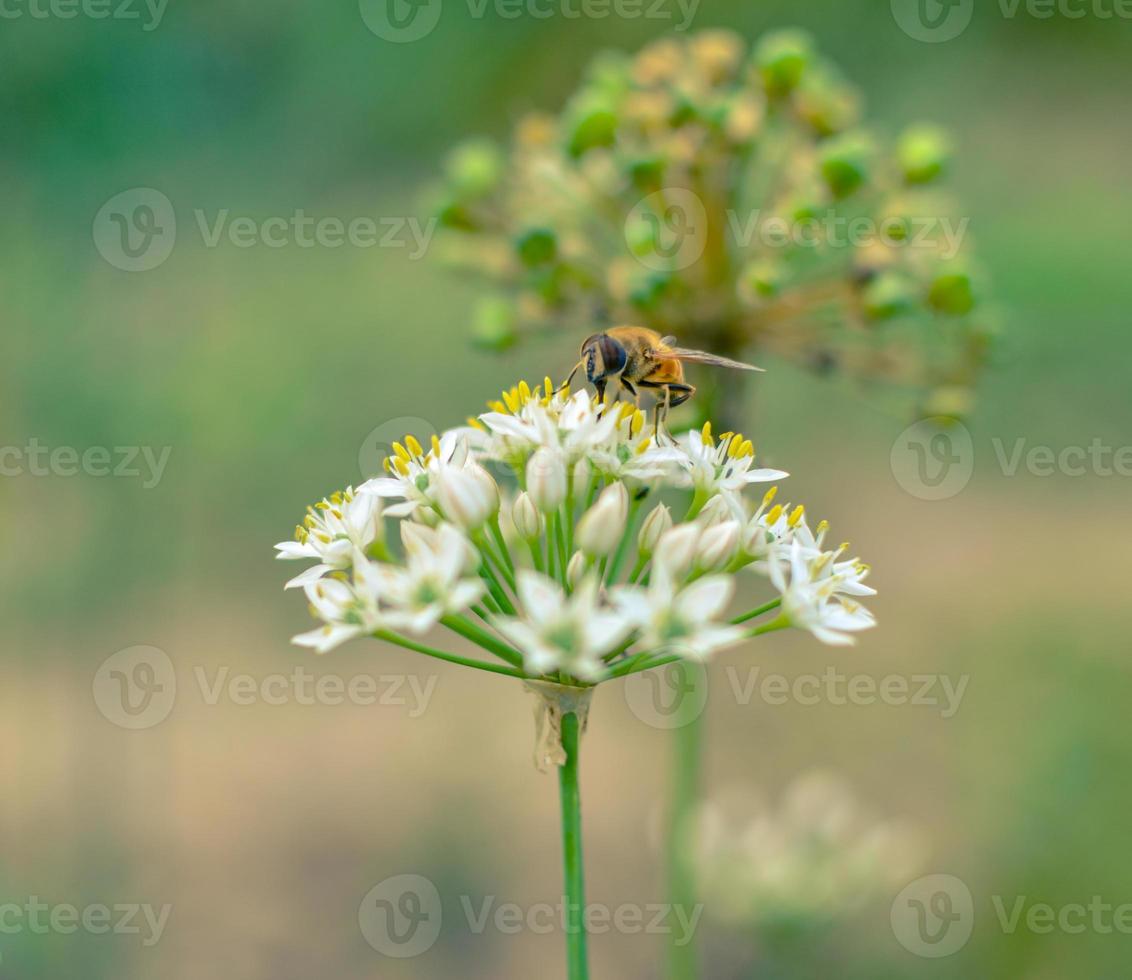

754,29,814,96
471,296,517,351
565,97,618,157
863,272,915,320
626,155,666,191
899,125,952,185
444,139,503,198
796,65,861,136
516,227,557,267
739,259,783,301
819,133,873,199
928,270,976,316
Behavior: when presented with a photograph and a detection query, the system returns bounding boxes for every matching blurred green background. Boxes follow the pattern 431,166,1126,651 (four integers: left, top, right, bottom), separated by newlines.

3,1,1131,977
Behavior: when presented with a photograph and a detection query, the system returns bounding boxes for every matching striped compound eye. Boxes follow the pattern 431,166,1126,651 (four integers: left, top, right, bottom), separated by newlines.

596,335,627,379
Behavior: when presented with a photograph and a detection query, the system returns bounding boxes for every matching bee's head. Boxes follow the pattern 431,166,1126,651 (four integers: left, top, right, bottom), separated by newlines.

580,333,627,383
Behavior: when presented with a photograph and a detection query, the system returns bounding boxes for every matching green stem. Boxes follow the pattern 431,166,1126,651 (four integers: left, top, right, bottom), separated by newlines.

730,598,782,625
373,631,525,679
441,615,524,669
488,516,517,583
605,496,642,584
667,675,701,980
559,711,589,980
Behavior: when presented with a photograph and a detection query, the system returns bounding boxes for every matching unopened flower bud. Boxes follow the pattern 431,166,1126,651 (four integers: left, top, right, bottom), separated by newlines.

572,457,592,498
511,491,542,541
566,551,587,589
637,504,673,558
576,482,628,558
696,494,732,526
819,133,873,199
653,523,701,579
527,449,567,512
696,520,741,571
434,463,499,530
898,124,951,185
740,520,770,558
755,29,813,96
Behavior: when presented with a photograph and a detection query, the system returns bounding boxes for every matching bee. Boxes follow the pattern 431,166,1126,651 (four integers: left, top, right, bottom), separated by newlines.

563,326,764,433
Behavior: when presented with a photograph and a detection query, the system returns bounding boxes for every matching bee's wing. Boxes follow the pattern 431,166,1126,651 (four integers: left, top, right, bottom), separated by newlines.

653,346,765,372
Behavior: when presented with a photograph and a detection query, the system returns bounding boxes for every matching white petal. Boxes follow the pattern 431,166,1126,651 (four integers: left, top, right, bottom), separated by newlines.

516,570,564,625
675,576,735,623
743,468,790,484
285,563,332,590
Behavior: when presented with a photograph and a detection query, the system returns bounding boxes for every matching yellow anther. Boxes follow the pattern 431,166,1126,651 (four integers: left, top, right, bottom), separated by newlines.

740,439,755,458
762,486,778,505
431,434,442,456
636,435,653,455
765,504,784,526
393,456,410,476
502,388,519,413
816,519,830,536
727,435,743,458
701,421,713,445
788,504,806,528
855,562,871,574
382,457,393,473
718,431,733,444
544,376,553,398
294,525,305,541
315,500,330,511
630,409,645,437
465,416,486,431
488,400,506,414
392,441,410,462
303,514,316,528
405,435,423,458
315,532,332,544
330,491,343,505
518,380,531,402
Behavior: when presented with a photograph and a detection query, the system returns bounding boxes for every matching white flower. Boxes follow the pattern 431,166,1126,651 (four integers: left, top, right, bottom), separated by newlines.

477,385,618,466
432,461,500,530
511,491,542,540
695,520,741,572
772,541,877,646
361,431,468,519
527,447,568,512
493,571,635,681
652,523,702,580
375,523,486,634
275,488,384,589
575,482,629,558
673,424,788,515
615,560,745,661
292,555,385,654
637,503,673,557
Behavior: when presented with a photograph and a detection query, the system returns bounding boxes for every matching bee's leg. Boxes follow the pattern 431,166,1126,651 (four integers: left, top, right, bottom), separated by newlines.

666,383,695,409
620,378,639,407
656,386,671,440
594,379,607,411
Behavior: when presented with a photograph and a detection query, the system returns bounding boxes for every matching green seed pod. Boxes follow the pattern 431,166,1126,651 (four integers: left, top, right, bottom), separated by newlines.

819,133,873,199
863,271,915,320
564,96,618,157
928,270,976,316
754,29,814,96
444,139,503,198
516,227,558,267
898,125,952,185
471,296,517,351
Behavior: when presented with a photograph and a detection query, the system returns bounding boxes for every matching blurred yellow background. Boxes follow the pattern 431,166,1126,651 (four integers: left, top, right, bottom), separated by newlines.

3,1,1131,977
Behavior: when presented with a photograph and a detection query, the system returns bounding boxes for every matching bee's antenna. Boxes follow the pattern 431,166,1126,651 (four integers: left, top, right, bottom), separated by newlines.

557,361,583,394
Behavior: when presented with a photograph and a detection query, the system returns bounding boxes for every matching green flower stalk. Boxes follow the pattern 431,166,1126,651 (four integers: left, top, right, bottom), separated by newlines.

277,380,882,979
429,28,992,424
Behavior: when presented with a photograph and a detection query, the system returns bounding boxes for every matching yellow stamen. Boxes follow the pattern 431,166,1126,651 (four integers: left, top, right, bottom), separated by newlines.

544,376,553,398
740,439,755,458
488,400,506,414
382,457,393,474
392,441,410,462
431,434,442,456
405,435,423,458
518,380,531,402
765,504,784,526
502,388,519,413
816,519,830,536
329,491,343,505
315,500,330,511
636,435,653,455
701,421,713,445
763,486,778,506
465,416,485,431
393,456,410,476
727,435,743,459
630,409,645,437
788,504,806,528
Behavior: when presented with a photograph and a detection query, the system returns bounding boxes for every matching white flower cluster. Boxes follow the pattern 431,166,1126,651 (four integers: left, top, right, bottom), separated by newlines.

276,381,877,681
